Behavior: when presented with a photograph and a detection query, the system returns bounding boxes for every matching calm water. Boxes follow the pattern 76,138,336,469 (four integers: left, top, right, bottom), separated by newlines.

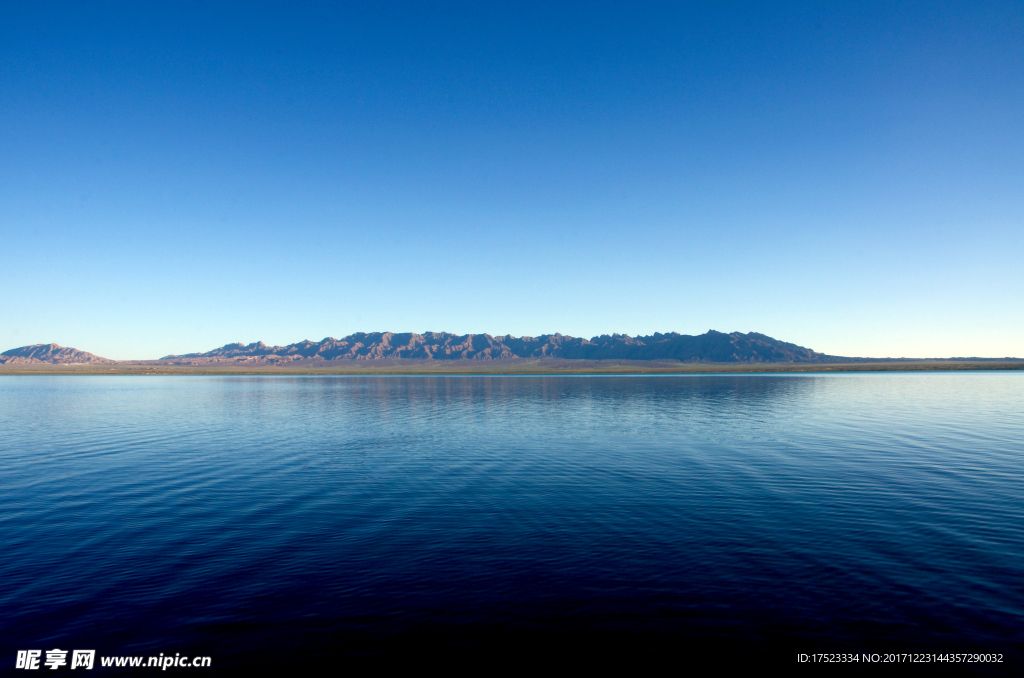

2,374,1022,670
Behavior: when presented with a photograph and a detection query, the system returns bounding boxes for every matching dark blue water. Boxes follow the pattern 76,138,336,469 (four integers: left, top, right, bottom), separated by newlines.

2,374,1022,671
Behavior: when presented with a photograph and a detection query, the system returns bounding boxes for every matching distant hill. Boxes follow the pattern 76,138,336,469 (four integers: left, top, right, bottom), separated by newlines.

162,331,852,364
0,343,114,365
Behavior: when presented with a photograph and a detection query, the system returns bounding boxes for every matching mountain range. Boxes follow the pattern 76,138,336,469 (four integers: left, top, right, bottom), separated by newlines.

161,330,841,364
5,331,833,365
3,333,1018,366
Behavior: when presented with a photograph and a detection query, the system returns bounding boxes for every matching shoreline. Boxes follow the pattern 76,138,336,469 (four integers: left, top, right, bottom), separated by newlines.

1,359,1022,375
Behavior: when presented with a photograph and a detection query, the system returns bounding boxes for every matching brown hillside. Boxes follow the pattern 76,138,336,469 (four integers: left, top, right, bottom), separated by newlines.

0,343,115,365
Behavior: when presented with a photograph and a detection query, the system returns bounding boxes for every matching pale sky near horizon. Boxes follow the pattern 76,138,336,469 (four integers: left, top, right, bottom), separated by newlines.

2,2,1022,360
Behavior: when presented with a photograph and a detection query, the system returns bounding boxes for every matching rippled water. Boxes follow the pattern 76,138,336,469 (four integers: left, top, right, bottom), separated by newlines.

1,374,1022,670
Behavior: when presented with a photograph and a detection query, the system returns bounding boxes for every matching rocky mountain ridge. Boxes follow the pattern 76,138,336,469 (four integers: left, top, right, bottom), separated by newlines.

162,330,843,364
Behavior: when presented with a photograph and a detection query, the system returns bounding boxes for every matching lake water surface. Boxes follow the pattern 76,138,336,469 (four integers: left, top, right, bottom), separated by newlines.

2,374,1021,670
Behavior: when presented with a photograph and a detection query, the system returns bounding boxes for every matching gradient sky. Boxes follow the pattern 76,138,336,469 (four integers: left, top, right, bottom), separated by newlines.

2,1,1022,359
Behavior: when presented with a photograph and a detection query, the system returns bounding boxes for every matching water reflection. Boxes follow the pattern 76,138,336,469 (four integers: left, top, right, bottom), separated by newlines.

0,374,1021,667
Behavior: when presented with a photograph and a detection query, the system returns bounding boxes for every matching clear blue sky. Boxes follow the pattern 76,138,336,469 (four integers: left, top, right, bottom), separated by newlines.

2,2,1021,359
